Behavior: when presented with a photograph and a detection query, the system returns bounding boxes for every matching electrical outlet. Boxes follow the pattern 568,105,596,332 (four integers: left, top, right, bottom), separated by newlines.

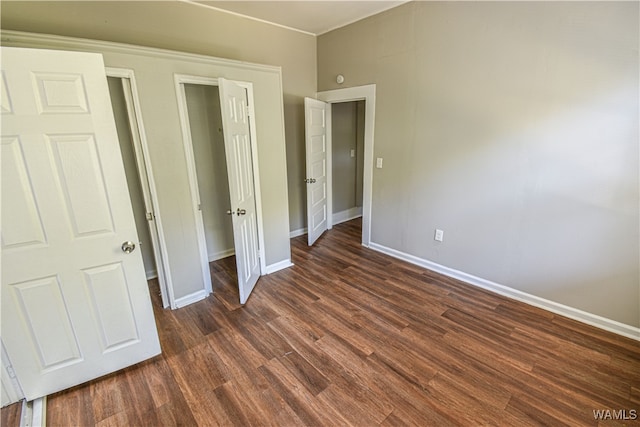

434,229,444,242
350,149,356,158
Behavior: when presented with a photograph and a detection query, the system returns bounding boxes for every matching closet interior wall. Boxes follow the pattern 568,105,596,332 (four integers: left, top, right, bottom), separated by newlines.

184,83,235,263
107,77,157,279
331,100,365,223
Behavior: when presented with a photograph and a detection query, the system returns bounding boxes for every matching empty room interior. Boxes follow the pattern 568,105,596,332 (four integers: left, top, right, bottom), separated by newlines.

1,1,639,425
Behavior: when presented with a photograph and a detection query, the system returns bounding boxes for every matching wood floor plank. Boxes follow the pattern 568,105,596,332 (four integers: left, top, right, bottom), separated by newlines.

36,218,639,426
89,372,131,423
164,341,229,421
258,357,349,426
313,334,395,422
365,354,460,427
276,350,331,396
0,402,21,427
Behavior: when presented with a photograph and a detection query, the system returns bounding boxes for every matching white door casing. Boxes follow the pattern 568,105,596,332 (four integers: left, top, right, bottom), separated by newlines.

304,97,330,246
316,85,376,247
1,47,161,400
218,78,261,304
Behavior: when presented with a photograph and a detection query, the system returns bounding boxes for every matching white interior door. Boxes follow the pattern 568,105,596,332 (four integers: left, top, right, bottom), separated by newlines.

304,97,329,246
218,78,260,304
1,47,161,400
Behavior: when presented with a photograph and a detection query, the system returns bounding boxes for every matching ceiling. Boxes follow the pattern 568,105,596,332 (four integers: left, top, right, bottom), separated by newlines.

189,1,408,36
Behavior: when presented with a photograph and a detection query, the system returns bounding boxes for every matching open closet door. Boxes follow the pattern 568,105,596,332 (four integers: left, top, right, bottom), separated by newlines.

218,78,261,304
1,47,160,400
304,97,329,246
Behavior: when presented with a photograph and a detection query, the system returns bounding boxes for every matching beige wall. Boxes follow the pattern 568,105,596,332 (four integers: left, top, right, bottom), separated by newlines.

318,2,640,327
0,0,315,233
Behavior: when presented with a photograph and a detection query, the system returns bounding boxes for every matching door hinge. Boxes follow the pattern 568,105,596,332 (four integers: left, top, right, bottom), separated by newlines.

146,212,154,221
6,365,16,379
197,204,202,211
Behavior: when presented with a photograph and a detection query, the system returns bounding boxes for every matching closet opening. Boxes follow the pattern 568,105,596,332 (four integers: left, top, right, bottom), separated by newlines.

106,70,173,308
175,75,265,305
331,100,365,237
183,83,236,292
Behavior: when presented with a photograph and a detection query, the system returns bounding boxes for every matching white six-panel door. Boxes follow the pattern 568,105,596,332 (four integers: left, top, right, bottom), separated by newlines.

304,97,329,246
218,78,261,304
0,47,160,400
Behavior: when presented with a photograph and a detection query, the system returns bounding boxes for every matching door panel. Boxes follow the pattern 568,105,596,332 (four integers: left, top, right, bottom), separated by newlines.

11,276,83,371
82,263,140,352
304,97,329,245
1,137,47,248
218,78,260,304
48,134,115,236
1,47,160,400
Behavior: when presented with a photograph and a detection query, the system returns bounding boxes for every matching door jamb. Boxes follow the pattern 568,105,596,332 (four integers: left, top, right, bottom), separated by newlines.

173,74,267,297
106,67,175,308
316,84,376,247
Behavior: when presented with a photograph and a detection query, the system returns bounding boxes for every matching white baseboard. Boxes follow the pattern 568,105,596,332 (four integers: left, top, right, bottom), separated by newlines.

332,207,362,225
174,289,209,309
265,259,294,274
145,269,158,280
290,227,307,238
368,242,640,341
289,207,362,239
208,249,235,262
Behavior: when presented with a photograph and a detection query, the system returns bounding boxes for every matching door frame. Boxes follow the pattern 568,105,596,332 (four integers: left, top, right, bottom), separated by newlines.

316,84,376,247
106,67,175,308
174,74,267,298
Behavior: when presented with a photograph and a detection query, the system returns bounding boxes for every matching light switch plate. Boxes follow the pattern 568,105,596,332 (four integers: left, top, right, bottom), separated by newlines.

350,149,356,158
376,157,383,168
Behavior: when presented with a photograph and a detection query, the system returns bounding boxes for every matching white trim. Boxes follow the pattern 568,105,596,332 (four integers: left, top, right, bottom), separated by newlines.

368,242,640,341
174,290,209,309
145,269,158,281
179,0,316,37
181,0,409,37
290,227,308,238
20,397,46,427
173,74,215,297
105,67,175,309
316,1,413,36
32,397,46,427
332,207,363,226
326,103,333,230
265,259,294,275
1,31,282,75
317,85,376,248
208,249,235,263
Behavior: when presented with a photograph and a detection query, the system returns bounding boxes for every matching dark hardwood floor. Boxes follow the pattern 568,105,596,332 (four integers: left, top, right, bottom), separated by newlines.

4,218,639,426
